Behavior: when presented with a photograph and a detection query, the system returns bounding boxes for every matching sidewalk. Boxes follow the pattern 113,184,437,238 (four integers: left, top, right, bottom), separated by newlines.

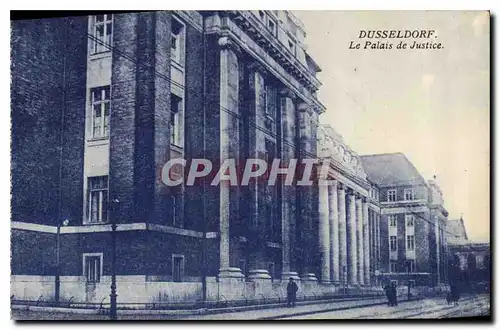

171,296,396,320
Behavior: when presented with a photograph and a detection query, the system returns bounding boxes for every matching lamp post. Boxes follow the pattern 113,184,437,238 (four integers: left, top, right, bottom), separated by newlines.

109,198,120,320
406,260,411,300
343,265,347,294
55,218,69,304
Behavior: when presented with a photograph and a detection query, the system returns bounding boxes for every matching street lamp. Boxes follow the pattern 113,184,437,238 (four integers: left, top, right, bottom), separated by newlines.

110,198,120,320
55,218,69,304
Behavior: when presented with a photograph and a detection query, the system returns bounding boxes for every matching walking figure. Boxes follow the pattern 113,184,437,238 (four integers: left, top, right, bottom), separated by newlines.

287,277,298,307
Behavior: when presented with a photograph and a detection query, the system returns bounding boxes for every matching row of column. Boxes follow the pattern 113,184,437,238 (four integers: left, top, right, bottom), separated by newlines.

318,180,371,286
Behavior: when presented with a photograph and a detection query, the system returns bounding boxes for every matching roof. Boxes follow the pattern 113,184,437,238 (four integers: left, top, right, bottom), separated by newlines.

359,153,426,187
446,218,469,245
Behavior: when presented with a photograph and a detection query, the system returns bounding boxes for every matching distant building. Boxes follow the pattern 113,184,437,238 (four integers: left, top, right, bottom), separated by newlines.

360,153,449,287
446,217,490,291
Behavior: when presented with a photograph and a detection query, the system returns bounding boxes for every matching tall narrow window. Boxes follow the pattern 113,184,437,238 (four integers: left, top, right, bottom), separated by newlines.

406,235,415,251
91,86,111,139
264,84,276,120
172,255,185,282
390,261,397,273
389,215,397,227
387,189,396,202
170,94,182,146
407,260,416,273
404,188,415,201
88,176,108,223
92,14,113,54
406,214,415,227
390,235,397,251
171,18,185,65
83,254,102,283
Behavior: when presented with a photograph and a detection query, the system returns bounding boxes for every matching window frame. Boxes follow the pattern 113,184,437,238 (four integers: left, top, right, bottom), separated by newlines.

387,189,396,202
91,14,113,55
90,86,111,140
170,93,183,147
389,214,397,227
390,235,398,252
87,176,109,224
83,252,103,283
171,17,186,67
172,254,185,283
406,235,415,251
406,214,415,227
404,188,415,201
407,260,416,273
389,261,397,273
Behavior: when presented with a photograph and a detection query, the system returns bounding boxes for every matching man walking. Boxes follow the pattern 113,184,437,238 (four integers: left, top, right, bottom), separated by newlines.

287,277,299,307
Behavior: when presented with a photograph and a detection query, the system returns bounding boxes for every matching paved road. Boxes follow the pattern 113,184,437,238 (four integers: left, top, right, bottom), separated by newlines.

280,294,490,319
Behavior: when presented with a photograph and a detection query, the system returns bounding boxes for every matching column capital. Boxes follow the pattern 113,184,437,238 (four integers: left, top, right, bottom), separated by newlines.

338,182,345,190
218,36,241,55
248,61,268,78
297,102,311,113
279,87,296,99
355,192,362,199
328,178,338,189
362,196,368,203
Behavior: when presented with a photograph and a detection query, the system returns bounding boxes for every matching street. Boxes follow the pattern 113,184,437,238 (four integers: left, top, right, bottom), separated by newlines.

12,294,490,320
280,294,490,319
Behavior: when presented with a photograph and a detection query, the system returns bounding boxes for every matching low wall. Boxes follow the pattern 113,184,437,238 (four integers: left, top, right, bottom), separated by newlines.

11,275,382,306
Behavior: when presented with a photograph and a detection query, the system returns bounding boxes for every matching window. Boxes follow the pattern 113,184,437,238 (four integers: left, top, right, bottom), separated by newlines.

407,260,416,273
287,39,296,55
404,188,415,201
268,262,276,280
83,253,102,283
172,254,185,282
88,176,108,223
267,19,276,35
390,261,397,273
170,94,182,146
264,84,276,119
387,189,396,202
390,235,397,251
389,215,397,227
406,215,414,227
406,235,415,251
91,86,111,139
91,14,113,54
171,18,184,65
408,280,415,287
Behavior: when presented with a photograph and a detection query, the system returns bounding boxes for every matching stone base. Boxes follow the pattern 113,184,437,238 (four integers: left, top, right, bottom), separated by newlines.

248,269,272,281
300,273,319,282
281,271,300,281
218,267,245,279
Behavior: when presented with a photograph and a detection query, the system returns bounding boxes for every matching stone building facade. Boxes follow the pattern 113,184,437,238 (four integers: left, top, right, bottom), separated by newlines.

11,11,333,305
360,154,449,287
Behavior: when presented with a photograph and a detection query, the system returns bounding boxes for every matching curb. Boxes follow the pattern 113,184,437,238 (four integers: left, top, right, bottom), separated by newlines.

12,295,386,317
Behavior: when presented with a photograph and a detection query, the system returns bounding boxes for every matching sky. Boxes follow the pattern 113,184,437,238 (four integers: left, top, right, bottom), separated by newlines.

294,11,490,243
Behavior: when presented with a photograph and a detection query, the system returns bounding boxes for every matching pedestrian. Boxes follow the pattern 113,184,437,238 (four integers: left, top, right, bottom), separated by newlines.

287,277,298,307
391,282,398,306
383,283,392,306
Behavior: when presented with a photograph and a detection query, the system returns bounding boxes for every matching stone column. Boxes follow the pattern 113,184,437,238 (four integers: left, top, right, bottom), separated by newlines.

329,180,340,284
363,198,370,286
247,62,271,282
347,189,358,286
280,88,299,281
338,183,348,287
318,182,331,283
356,195,364,286
218,36,243,281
